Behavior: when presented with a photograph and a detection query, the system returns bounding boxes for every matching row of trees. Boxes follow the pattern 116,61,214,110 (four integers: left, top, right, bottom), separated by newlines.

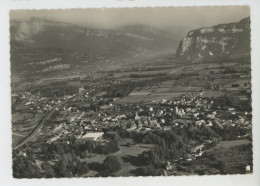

14,137,121,178
118,125,220,161
13,154,90,178
41,138,120,161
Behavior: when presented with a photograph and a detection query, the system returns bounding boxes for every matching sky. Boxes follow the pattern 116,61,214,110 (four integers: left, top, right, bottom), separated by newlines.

10,6,250,31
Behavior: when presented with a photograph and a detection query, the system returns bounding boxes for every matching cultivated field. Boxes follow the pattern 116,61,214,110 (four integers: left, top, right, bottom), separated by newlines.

201,91,225,98
116,82,203,104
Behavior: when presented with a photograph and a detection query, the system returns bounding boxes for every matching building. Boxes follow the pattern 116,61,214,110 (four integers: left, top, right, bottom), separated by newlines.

165,161,173,170
246,164,251,172
78,132,104,141
135,112,141,120
79,86,85,93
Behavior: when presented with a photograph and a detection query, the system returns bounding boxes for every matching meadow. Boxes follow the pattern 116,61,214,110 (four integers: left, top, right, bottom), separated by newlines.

83,138,153,177
204,139,252,174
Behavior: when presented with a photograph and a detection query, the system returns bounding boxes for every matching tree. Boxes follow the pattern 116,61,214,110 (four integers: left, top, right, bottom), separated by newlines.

138,164,163,176
217,160,226,174
103,155,121,173
55,159,73,178
95,140,119,154
141,149,162,168
79,161,89,175
13,158,42,178
70,158,82,176
41,161,56,178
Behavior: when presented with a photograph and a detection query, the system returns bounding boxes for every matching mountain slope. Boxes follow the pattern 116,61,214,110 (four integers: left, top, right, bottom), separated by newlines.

118,24,180,51
10,17,177,58
175,17,250,61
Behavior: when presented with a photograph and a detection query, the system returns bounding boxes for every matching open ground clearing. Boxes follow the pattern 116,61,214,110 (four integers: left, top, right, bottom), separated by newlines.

83,138,153,177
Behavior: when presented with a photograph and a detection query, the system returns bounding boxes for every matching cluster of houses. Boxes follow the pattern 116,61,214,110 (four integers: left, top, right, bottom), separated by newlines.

42,88,251,147
12,91,65,114
12,76,251,155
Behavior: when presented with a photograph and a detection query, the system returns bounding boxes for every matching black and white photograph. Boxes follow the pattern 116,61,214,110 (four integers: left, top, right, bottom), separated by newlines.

9,6,254,178
1,1,260,185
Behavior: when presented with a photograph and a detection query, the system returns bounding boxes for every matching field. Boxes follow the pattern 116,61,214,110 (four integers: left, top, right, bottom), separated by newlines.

113,69,171,78
12,113,44,131
12,113,33,123
83,138,153,177
171,139,253,175
205,139,251,150
116,81,203,104
12,131,31,147
116,93,185,104
12,113,44,147
204,139,252,174
201,90,225,98
113,59,251,104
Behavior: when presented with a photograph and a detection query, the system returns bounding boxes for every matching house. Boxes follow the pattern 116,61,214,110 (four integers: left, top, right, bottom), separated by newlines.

137,121,143,128
18,150,27,157
127,125,137,131
161,99,167,104
116,114,126,120
195,120,205,126
79,86,85,93
165,161,173,170
135,112,141,120
163,126,172,131
143,120,149,127
246,164,251,172
25,102,32,106
206,120,213,127
194,113,200,118
185,108,191,112
150,119,158,126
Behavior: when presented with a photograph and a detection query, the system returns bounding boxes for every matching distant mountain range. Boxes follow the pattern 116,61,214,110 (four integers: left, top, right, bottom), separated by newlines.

175,17,250,61
10,17,179,58
10,16,250,77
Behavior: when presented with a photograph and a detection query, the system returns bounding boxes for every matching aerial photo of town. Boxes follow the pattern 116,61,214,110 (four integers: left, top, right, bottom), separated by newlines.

10,7,252,178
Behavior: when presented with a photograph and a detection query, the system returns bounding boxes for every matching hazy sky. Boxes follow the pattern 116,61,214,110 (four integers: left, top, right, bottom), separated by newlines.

10,6,250,31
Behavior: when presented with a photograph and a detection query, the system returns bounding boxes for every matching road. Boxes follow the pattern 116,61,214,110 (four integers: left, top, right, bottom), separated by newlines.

13,90,87,150
13,105,59,150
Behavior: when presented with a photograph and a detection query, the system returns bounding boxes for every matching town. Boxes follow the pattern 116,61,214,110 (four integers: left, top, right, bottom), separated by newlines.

10,8,252,178
12,70,252,177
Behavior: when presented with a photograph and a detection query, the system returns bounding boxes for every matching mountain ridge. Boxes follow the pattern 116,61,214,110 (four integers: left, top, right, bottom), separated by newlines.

175,17,250,61
10,17,178,58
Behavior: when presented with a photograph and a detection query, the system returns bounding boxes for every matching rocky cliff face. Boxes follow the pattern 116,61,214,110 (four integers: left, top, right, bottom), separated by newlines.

175,17,250,61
